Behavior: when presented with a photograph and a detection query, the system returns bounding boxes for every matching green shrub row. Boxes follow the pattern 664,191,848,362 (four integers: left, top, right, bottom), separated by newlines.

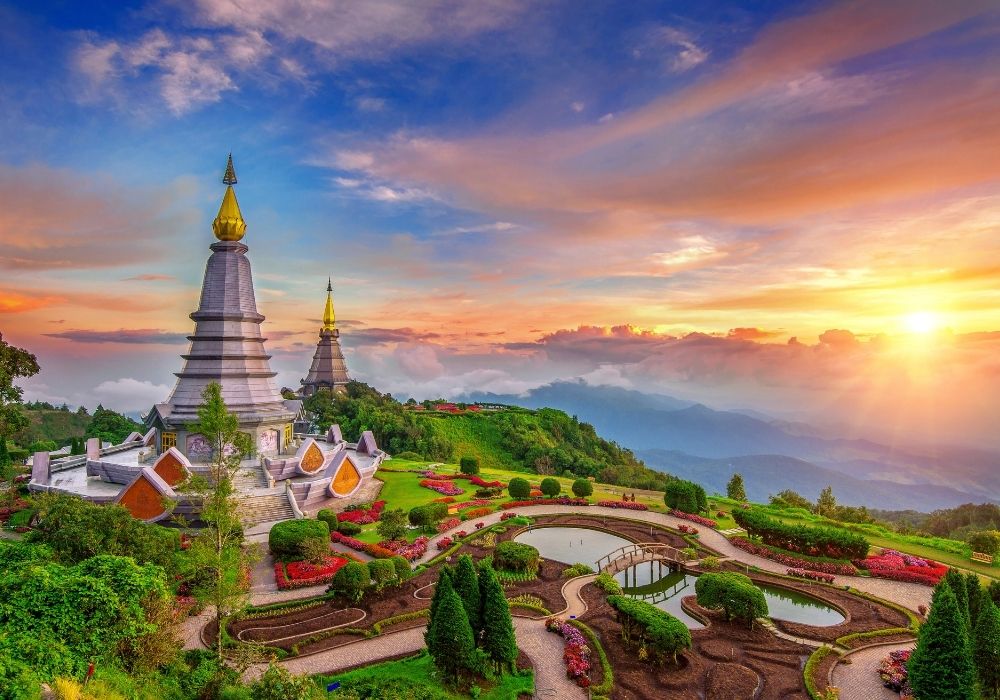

371,609,430,635
694,572,768,624
664,479,707,514
733,507,869,560
835,627,914,648
493,541,540,574
607,595,692,663
803,645,837,700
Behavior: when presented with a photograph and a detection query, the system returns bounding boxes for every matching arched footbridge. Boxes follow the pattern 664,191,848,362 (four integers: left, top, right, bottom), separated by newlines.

596,542,697,575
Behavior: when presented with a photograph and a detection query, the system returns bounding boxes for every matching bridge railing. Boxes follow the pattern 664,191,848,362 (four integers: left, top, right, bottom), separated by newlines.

595,541,695,572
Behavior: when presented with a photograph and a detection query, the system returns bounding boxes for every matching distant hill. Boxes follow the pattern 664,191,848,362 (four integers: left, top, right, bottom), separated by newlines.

639,450,989,512
13,408,91,447
466,381,1000,509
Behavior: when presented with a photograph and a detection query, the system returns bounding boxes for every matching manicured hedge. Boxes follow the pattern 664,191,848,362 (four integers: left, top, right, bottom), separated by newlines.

607,595,691,663
493,541,540,575
268,519,330,560
694,572,768,624
733,507,869,560
664,479,706,514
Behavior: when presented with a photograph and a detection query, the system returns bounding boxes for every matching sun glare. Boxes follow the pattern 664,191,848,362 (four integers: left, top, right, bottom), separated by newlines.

904,311,940,334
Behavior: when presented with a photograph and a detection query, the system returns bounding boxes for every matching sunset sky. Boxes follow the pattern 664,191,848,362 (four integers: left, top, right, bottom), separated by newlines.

2,0,999,448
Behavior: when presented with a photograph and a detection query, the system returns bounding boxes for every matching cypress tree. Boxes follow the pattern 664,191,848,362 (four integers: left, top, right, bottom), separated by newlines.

425,567,454,659
908,583,976,700
945,568,971,631
453,554,482,634
974,597,1000,700
427,584,477,685
966,572,983,627
991,580,1000,608
478,561,517,674
0,437,9,469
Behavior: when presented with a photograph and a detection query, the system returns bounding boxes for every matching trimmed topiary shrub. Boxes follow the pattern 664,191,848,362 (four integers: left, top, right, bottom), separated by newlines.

328,561,370,603
316,509,338,532
408,502,450,531
607,595,691,663
540,477,561,497
268,519,330,560
664,479,706,514
337,521,362,536
493,541,540,575
391,555,411,582
694,572,768,626
507,477,531,500
368,558,398,592
459,456,480,475
572,478,593,498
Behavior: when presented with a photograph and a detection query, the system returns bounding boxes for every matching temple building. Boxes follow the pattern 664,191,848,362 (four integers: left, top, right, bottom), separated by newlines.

300,280,350,396
28,156,385,527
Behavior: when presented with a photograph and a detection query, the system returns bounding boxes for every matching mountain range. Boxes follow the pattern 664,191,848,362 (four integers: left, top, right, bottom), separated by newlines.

465,382,1000,512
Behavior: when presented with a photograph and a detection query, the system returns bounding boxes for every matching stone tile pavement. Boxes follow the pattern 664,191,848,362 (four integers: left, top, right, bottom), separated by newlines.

830,642,914,700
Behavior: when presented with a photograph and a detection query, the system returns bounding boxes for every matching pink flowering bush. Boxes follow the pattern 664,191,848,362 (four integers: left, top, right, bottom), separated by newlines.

436,537,454,551
475,522,485,530
786,568,835,584
379,536,430,561
731,537,859,575
670,510,718,528
597,500,648,511
546,618,592,687
337,500,386,524
677,524,699,535
456,499,492,511
437,517,462,533
854,550,947,586
275,555,348,590
419,479,464,496
501,497,588,509
331,531,396,559
878,649,911,693
500,511,518,521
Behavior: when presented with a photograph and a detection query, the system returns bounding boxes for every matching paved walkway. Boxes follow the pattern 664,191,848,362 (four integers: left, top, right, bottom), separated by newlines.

830,642,914,700
180,607,214,650
419,505,933,611
246,618,585,697
555,574,595,618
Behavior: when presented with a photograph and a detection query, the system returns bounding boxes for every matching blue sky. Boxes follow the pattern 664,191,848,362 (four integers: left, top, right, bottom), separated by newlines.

2,0,1000,448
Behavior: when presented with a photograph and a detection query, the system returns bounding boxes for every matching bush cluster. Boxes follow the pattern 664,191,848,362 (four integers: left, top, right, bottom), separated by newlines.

733,507,869,560
408,502,450,530
493,541,540,575
664,480,707,514
694,572,768,625
607,595,691,663
268,519,330,560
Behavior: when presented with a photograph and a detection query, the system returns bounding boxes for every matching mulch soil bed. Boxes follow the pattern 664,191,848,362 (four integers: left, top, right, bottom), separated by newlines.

839,630,915,649
580,585,810,700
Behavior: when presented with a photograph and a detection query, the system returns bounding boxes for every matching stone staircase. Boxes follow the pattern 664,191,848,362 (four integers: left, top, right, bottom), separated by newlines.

233,464,268,490
239,493,295,526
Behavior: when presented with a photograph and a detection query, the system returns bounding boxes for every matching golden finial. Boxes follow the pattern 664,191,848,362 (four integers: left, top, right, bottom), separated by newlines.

323,278,336,330
212,154,246,241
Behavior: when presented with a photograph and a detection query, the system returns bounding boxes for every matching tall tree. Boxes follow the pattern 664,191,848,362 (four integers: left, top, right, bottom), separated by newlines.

944,568,972,631
452,554,482,634
182,382,256,660
85,405,142,445
966,571,984,627
376,508,408,542
425,567,454,660
908,583,976,700
0,334,39,467
426,582,477,685
815,486,837,518
974,596,1000,700
479,560,517,673
726,473,747,501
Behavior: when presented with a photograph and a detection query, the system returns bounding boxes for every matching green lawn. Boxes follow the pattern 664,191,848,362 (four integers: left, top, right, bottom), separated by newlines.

311,650,533,699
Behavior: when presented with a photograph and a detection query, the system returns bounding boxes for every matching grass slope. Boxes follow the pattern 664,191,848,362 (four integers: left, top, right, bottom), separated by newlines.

426,413,525,471
13,409,90,446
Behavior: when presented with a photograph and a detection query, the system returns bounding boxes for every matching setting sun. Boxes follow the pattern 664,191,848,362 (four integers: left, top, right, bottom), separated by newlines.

904,311,941,334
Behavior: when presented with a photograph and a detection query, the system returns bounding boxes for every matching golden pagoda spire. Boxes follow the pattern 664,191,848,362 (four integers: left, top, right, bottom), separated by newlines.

323,278,336,330
212,154,247,241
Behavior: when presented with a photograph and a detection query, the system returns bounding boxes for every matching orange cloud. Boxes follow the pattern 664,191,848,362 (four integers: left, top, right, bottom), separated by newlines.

0,289,63,314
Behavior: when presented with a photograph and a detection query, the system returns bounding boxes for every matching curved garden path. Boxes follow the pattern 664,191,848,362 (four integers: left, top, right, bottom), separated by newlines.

419,505,933,611
830,642,915,700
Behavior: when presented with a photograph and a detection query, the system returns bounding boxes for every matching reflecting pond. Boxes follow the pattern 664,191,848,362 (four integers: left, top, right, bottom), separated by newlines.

515,526,845,628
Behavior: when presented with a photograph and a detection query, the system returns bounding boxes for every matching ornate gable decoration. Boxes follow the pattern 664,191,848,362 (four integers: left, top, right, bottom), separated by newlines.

357,430,378,455
152,446,192,487
327,424,344,444
116,467,175,523
328,452,362,498
295,437,328,475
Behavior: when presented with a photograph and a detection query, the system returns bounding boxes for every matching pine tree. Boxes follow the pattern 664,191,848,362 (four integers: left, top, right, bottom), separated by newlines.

908,583,976,700
425,568,454,660
974,597,1000,700
966,571,983,627
453,554,482,634
726,472,746,501
479,561,517,674
945,568,971,631
427,583,477,685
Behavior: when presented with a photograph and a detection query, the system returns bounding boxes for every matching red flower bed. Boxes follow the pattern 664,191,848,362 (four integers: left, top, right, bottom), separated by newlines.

437,517,462,533
436,537,454,551
786,568,835,584
456,499,492,511
546,618,592,687
677,524,699,535
670,510,718,528
597,500,649,511
337,500,386,524
379,536,430,561
730,537,858,575
331,531,396,559
275,555,348,590
500,512,518,521
853,550,947,586
419,479,464,496
460,507,493,520
433,496,456,504
501,497,589,509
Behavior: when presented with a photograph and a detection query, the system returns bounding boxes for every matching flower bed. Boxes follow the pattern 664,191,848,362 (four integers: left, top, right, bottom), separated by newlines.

597,500,648,511
854,550,947,586
433,496,456,504
786,568,835,584
500,511,518,521
676,524,699,535
330,531,396,559
460,506,493,520
378,536,430,561
501,497,589,509
730,537,859,575
436,537,454,551
671,510,718,528
437,517,462,533
274,555,348,590
456,499,492,511
337,500,386,524
546,618,592,688
878,649,911,695
419,479,464,496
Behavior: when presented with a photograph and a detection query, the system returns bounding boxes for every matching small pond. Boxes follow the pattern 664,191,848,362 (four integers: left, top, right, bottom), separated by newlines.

514,526,845,628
